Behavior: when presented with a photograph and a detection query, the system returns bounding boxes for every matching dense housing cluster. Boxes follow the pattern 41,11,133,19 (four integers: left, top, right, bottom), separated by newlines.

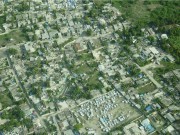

0,0,179,135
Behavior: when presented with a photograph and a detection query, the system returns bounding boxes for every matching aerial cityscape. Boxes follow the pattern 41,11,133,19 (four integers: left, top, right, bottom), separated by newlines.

0,0,179,135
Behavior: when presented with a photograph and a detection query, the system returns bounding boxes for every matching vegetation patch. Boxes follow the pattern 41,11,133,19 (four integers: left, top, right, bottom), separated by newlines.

74,63,91,74
0,92,13,109
76,53,94,61
0,15,6,27
0,30,27,47
137,83,156,94
87,71,103,90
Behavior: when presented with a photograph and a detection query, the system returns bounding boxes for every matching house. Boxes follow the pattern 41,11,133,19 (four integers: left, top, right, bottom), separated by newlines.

41,31,49,40
147,28,155,36
142,48,151,58
3,23,11,31
35,30,42,39
113,24,119,31
24,43,35,53
20,103,32,116
123,122,146,135
99,18,106,26
61,27,68,36
164,125,175,134
173,69,180,79
68,20,74,27
145,105,152,112
161,34,168,39
61,120,69,129
165,55,175,63
73,43,87,52
27,32,34,41
48,102,55,110
149,47,159,55
29,95,40,104
164,113,175,123
49,30,59,39
141,118,155,133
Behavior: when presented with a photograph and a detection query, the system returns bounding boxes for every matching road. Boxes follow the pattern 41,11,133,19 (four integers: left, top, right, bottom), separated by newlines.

63,32,112,49
136,63,163,88
52,116,61,134
1,26,114,131
6,53,48,130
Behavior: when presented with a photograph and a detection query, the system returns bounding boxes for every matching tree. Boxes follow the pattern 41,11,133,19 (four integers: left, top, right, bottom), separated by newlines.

74,123,83,130
33,24,39,30
38,16,44,22
52,10,57,18
84,5,88,10
11,106,25,119
23,118,33,129
147,36,155,44
84,16,91,24
89,8,98,18
93,0,104,8
86,29,92,36
6,48,18,55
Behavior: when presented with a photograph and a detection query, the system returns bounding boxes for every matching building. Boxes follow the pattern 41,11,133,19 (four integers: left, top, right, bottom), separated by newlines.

141,118,155,133
63,129,74,135
123,122,146,135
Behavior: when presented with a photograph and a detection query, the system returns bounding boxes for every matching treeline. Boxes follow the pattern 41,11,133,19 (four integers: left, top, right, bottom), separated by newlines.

0,106,33,131
110,0,180,63
149,1,180,63
150,1,180,27
160,26,180,63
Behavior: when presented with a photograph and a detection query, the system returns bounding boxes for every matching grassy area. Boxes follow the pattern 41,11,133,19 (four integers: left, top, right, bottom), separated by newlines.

152,62,180,83
0,30,27,47
93,39,102,48
0,92,13,109
111,0,160,25
77,53,94,61
87,71,103,89
74,63,91,74
88,71,99,85
134,57,151,67
0,59,8,69
137,83,156,94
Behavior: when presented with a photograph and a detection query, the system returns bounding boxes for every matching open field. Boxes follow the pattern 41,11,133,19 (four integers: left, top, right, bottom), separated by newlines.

0,91,13,109
88,71,100,85
77,52,94,62
74,63,91,74
0,30,27,47
95,0,161,25
137,83,156,94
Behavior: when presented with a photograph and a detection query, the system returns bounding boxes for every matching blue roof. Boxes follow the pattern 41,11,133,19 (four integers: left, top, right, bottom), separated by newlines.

142,119,155,133
146,124,155,133
146,105,152,111
139,73,144,78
